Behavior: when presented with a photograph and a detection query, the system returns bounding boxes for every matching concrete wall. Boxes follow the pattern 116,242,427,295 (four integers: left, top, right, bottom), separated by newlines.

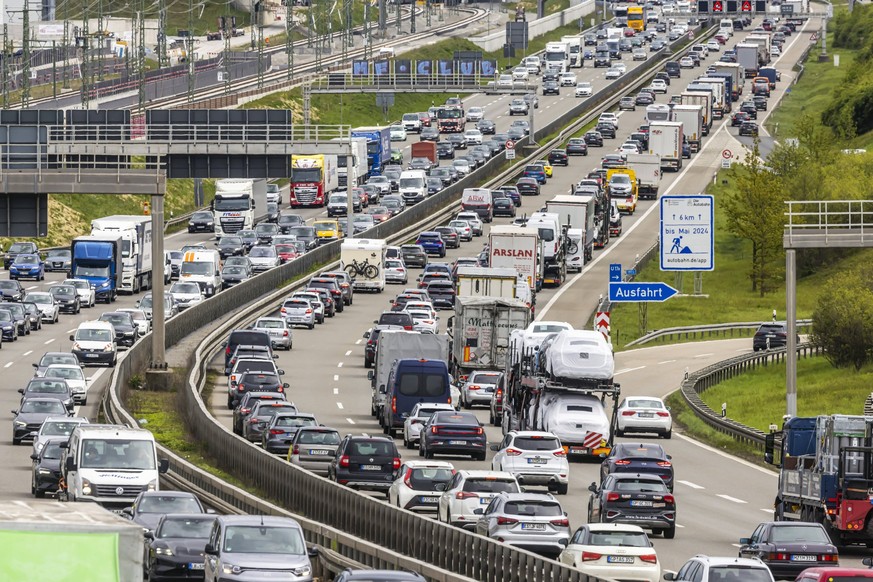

470,0,595,53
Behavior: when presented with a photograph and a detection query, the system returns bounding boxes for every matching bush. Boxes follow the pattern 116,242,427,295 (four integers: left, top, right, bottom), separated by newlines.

810,269,873,370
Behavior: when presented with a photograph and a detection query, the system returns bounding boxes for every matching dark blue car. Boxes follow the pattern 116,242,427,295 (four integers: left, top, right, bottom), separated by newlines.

9,253,44,281
414,232,446,258
522,164,547,184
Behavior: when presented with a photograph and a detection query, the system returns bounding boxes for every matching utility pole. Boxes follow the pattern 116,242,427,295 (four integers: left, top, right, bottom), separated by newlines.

396,0,401,34
285,0,294,80
257,7,265,89
222,12,232,94
187,0,196,100
81,0,91,109
250,0,257,50
136,0,146,112
410,0,416,33
158,0,168,68
62,1,70,90
364,1,372,59
22,0,32,108
97,0,105,86
2,25,9,109
426,0,432,28
379,0,386,32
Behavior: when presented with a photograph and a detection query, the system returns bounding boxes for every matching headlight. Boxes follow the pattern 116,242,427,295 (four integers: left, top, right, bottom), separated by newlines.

206,221,213,225
188,221,194,226
222,564,242,575
292,565,312,577
147,479,157,491
35,441,45,452
99,281,110,288
72,342,81,351
81,479,92,495
155,547,174,556
13,420,25,427
104,344,114,352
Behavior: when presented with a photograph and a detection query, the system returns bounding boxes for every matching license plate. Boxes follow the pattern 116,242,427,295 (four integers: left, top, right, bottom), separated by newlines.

308,449,330,455
188,563,205,570
630,500,653,507
607,556,634,564
361,464,381,471
638,413,654,418
419,496,439,503
527,457,549,464
791,555,817,562
479,497,492,504
85,353,100,358
448,440,467,445
569,446,589,454
521,523,546,531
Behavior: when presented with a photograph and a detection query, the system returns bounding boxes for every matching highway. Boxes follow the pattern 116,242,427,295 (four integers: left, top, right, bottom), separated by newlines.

2,8,854,577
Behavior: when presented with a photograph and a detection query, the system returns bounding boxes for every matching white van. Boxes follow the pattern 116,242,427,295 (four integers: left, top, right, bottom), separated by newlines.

70,320,118,367
61,424,168,508
180,250,222,297
461,188,494,223
340,238,386,293
719,18,734,36
399,170,428,205
566,228,585,273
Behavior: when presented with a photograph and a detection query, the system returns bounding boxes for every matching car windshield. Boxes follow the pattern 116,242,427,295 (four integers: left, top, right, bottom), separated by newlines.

27,379,68,393
708,567,773,582
75,328,113,342
42,421,82,436
250,247,276,258
138,495,202,514
158,517,214,539
464,478,519,494
47,250,70,258
20,400,66,414
80,438,155,469
221,237,243,245
587,529,651,547
50,286,74,296
101,314,132,326
181,262,212,275
613,478,669,493
46,367,84,381
28,292,53,304
171,283,201,294
769,525,831,543
41,442,65,459
15,254,39,265
222,526,305,555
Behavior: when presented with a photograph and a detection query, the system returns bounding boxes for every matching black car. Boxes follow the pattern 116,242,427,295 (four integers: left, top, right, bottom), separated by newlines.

542,71,559,83
122,491,206,532
630,131,649,150
425,177,443,196
435,226,461,249
334,570,426,582
495,185,522,207
739,121,759,137
0,303,29,336
740,101,758,119
144,514,215,581
19,378,74,412
232,391,286,435
493,197,517,218
594,51,611,67
420,126,440,142
436,142,455,160
515,177,540,196
600,442,674,491
425,280,456,310
542,80,560,95
583,131,603,147
752,95,768,111
0,279,23,302
30,436,66,497
595,122,616,139
308,277,345,312
738,522,838,579
277,213,305,234
221,265,250,289
408,157,433,172
588,473,676,538
419,411,487,460
12,397,70,444
22,302,42,331
548,149,569,166
635,92,654,106
4,241,38,270
99,311,138,348
477,119,496,135
187,210,215,233
363,327,385,368
236,229,258,250
664,61,681,77
753,322,799,351
49,284,79,313
0,309,16,340
44,249,72,273
400,245,428,268
328,434,400,497
216,235,245,259
654,71,671,85
232,371,288,409
375,310,414,329
446,134,466,150
731,111,751,127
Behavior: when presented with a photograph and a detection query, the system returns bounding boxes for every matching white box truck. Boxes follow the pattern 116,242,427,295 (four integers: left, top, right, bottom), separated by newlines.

648,121,684,171
671,104,704,153
561,35,583,67
341,238,386,292
625,153,662,200
212,178,268,236
333,137,370,187
745,35,772,65
489,225,543,292
545,195,596,268
712,62,744,100
681,90,713,135
736,43,760,77
90,215,153,294
695,77,728,119
456,266,518,299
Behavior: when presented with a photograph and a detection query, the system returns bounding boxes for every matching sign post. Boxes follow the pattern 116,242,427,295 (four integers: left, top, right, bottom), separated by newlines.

505,139,516,160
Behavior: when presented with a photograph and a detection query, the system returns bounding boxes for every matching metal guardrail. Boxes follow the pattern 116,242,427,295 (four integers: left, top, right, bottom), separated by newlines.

626,319,814,347
679,342,824,449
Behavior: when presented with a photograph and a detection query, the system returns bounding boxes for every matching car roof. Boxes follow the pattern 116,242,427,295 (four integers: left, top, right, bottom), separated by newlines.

508,430,558,439
689,555,769,568
496,492,557,502
215,515,302,528
584,523,647,533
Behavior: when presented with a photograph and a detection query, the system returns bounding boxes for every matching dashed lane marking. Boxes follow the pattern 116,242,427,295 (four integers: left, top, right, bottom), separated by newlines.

345,350,352,356
678,480,704,489
614,366,646,376
336,402,344,409
694,353,715,358
337,362,343,368
658,360,676,365
717,494,747,504
346,418,356,424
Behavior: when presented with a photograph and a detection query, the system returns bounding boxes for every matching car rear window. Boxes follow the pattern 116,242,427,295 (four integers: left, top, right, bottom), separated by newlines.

587,530,650,547
229,331,271,349
242,373,279,385
408,468,454,490
463,478,519,493
708,567,773,582
275,416,316,428
255,403,297,419
627,399,664,410
514,437,560,451
379,313,412,325
398,372,446,397
504,501,562,516
614,478,668,493
349,440,395,456
297,430,341,445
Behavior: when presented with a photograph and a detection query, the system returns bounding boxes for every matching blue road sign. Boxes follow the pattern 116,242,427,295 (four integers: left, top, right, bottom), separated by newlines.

609,282,678,303
609,263,622,282
625,269,637,276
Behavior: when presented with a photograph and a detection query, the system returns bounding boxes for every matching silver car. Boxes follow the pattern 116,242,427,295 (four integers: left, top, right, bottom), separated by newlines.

25,292,58,323
253,317,293,350
384,259,408,285
62,278,96,308
475,492,571,557
116,308,151,336
169,281,204,310
280,298,316,330
242,400,297,442
31,415,89,455
248,245,280,272
287,426,341,476
459,370,503,409
137,293,178,321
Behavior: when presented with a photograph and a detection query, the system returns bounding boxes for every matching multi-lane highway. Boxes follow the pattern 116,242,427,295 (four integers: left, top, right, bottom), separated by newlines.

2,9,846,576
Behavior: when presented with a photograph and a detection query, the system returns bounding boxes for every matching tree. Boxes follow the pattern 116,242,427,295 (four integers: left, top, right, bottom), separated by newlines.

810,269,873,370
722,140,785,295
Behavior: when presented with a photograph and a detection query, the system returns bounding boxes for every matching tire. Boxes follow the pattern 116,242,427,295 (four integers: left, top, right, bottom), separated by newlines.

344,264,358,278
12,438,20,446
475,452,486,461
663,429,672,439
663,525,676,539
364,264,379,279
555,483,569,495
308,323,314,330
227,396,234,410
424,449,434,459
35,488,45,499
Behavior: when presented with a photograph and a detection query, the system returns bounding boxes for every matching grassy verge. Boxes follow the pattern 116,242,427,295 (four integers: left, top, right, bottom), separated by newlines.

608,174,873,350
698,356,873,433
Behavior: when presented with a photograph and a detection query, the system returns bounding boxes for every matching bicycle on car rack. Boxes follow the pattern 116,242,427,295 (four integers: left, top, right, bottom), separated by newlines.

344,258,379,279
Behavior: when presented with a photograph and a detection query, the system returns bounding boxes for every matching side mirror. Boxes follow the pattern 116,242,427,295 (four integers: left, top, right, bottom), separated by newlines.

206,508,217,515
30,453,39,461
158,458,169,474
489,444,499,451
17,389,23,394
367,370,374,381
739,537,750,545
69,335,75,341
204,543,218,555
277,369,285,375
588,482,598,493
667,454,672,460
65,457,76,472
373,320,378,324
379,385,387,394
10,409,17,415
663,573,677,581
363,331,370,339
282,383,290,389
862,557,873,567
307,546,319,558
144,531,155,540
31,363,37,368
272,354,279,359
121,507,134,517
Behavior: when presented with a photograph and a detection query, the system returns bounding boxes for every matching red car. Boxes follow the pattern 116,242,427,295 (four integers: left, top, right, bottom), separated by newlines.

714,34,728,44
623,27,635,37
352,187,369,207
417,112,431,127
275,243,301,263
367,206,390,223
794,565,873,581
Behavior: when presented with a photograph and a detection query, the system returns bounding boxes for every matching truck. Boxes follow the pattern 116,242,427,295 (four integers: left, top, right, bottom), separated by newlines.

289,154,339,208
545,194,596,267
212,178,268,236
544,41,570,72
0,500,145,582
782,0,809,16
606,168,639,214
560,35,583,68
502,328,619,460
526,212,566,287
671,105,704,153
625,153,661,200
766,415,873,546
681,91,713,135
461,187,493,223
647,121,684,171
180,249,222,296
70,235,122,303
351,126,392,176
605,37,621,60
489,225,543,292
695,77,729,119
368,331,450,419
435,107,466,133
449,296,531,382
645,104,671,124
340,238,386,292
90,215,153,294
687,81,723,122
711,62,744,100
707,72,735,113
410,141,438,166
399,170,428,206
757,66,780,90
456,266,518,299
736,43,761,77
332,137,369,188
746,35,772,66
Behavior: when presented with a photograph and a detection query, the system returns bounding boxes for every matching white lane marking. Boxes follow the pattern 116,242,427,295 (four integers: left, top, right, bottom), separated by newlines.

23,350,32,356
26,285,38,290
346,418,356,425
537,85,743,321
731,543,741,548
717,494,748,504
694,353,715,358
66,328,76,333
333,374,339,381
355,339,362,345
761,508,774,514
333,388,339,395
658,360,676,365
44,339,54,345
4,362,12,368
337,362,343,368
676,524,685,528
678,480,704,490
336,402,344,410
673,430,778,477
345,350,352,356
614,365,646,376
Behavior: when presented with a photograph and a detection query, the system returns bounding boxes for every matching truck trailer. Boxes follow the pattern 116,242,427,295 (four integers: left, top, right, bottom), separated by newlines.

671,105,704,153
624,153,662,200
456,266,518,300
90,215,153,294
489,225,543,292
647,121,684,171
290,154,339,208
351,126,392,175
70,235,123,303
544,194,596,267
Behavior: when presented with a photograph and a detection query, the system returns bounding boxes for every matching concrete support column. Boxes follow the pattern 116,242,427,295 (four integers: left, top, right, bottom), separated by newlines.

151,194,166,367
786,249,797,418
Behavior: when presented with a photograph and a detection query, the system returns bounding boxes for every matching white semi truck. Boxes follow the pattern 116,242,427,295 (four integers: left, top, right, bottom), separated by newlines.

90,215,153,294
212,178,268,236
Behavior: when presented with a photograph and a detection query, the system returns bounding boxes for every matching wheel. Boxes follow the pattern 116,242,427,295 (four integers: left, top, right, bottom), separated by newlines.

12,438,20,446
489,409,495,425
344,264,357,278
554,483,569,495
364,358,372,369
615,428,624,437
364,264,379,279
424,449,433,459
34,488,45,499
662,429,672,439
663,525,676,539
475,452,486,461
227,396,234,410
308,323,314,330
53,314,58,324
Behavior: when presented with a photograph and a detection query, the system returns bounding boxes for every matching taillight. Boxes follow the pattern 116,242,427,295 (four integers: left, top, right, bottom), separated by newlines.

475,427,484,435
277,386,284,393
614,459,631,465
280,307,287,314
581,551,602,562
553,450,566,458
225,346,231,355
657,461,672,467
269,429,283,435
403,468,414,488
505,448,522,456
391,397,397,414
468,384,481,391
392,457,401,470
237,384,245,391
550,518,569,527
495,388,503,400
292,445,299,455
768,552,789,561
664,494,675,504
305,309,312,314
283,330,289,337
639,554,658,564
249,418,259,424
404,325,413,331
339,455,350,468
431,426,440,434
820,554,838,562
240,408,250,415
656,411,670,417
496,516,518,525
455,491,477,500
621,410,635,416
607,492,620,502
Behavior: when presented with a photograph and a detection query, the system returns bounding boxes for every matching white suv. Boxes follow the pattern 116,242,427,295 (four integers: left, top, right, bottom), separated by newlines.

491,431,570,494
665,556,775,581
598,112,619,130
575,82,593,97
456,212,484,236
437,470,520,530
